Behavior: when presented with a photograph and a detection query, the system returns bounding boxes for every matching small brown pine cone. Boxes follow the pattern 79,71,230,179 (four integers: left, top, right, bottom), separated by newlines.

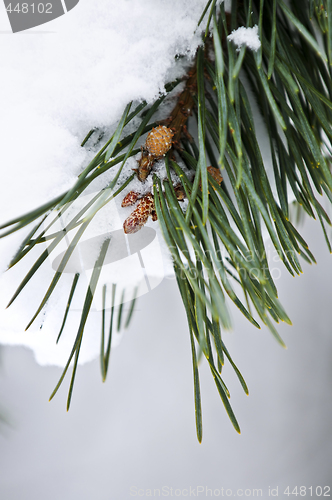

145,125,174,158
121,191,140,207
123,193,155,234
135,151,154,182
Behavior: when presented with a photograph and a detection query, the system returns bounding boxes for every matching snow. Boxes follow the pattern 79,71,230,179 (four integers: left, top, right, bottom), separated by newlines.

227,25,261,51
0,0,217,366
0,1,208,220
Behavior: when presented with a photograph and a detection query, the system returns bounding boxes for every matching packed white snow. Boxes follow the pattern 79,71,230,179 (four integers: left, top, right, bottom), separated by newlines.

227,25,261,51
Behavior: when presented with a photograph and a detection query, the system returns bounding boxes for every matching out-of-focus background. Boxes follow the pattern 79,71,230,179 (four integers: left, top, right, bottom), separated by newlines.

0,215,331,499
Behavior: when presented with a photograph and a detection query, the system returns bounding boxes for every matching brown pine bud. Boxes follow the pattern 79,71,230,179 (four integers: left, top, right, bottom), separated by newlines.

207,166,223,185
199,167,223,192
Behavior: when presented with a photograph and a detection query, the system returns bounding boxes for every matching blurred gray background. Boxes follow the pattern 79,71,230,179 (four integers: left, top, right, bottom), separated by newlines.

0,214,331,499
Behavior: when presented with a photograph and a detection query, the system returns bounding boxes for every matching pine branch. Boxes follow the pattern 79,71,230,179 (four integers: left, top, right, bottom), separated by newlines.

1,0,332,441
